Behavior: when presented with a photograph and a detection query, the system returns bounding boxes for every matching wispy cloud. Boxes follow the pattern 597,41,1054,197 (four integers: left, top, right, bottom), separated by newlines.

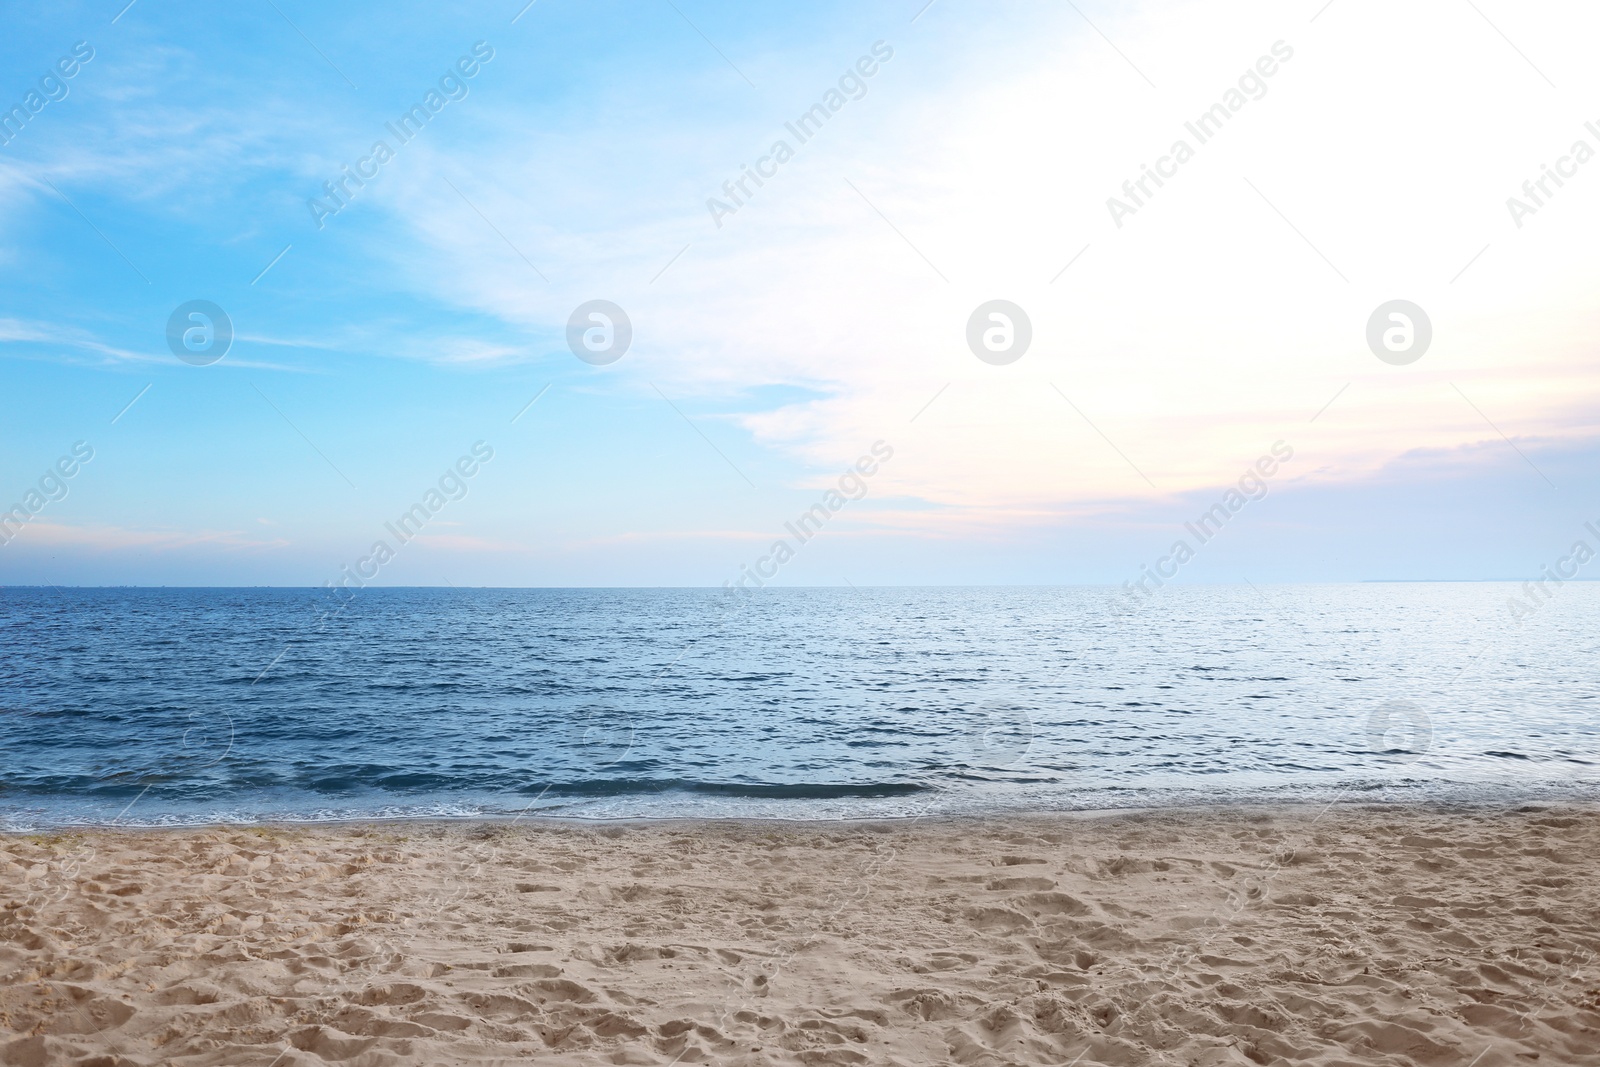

0,318,306,371
12,520,291,552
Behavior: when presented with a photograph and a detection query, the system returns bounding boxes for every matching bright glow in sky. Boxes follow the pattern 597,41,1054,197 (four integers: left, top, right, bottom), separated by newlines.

3,0,1598,587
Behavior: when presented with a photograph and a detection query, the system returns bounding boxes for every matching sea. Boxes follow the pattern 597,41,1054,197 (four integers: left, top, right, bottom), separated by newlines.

1,585,1596,831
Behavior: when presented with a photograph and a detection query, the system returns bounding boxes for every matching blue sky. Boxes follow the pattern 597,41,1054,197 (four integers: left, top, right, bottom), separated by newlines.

3,0,1599,587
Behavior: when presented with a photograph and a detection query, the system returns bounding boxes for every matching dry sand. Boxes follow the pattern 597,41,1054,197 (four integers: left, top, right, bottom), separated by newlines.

2,805,1598,1066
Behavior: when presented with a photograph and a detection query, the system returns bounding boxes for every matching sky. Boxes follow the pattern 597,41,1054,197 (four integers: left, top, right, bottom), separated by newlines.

2,0,1599,587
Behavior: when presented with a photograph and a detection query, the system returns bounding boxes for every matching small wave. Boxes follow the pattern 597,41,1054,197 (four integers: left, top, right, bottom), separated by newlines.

514,779,931,800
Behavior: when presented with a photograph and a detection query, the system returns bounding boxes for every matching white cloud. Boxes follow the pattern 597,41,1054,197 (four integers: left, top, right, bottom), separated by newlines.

33,0,1595,536
324,0,1600,532
8,520,290,552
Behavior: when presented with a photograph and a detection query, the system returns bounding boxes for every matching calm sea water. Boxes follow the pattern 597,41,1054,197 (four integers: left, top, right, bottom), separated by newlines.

1,585,1596,830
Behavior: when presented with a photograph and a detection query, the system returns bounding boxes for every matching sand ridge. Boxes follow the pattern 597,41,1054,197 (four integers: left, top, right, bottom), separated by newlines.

2,805,1598,1065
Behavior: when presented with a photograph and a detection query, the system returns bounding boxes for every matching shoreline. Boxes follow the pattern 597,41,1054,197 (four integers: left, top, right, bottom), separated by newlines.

6,794,1598,837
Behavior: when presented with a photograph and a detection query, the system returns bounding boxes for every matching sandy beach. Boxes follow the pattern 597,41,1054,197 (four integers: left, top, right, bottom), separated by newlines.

2,805,1597,1066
